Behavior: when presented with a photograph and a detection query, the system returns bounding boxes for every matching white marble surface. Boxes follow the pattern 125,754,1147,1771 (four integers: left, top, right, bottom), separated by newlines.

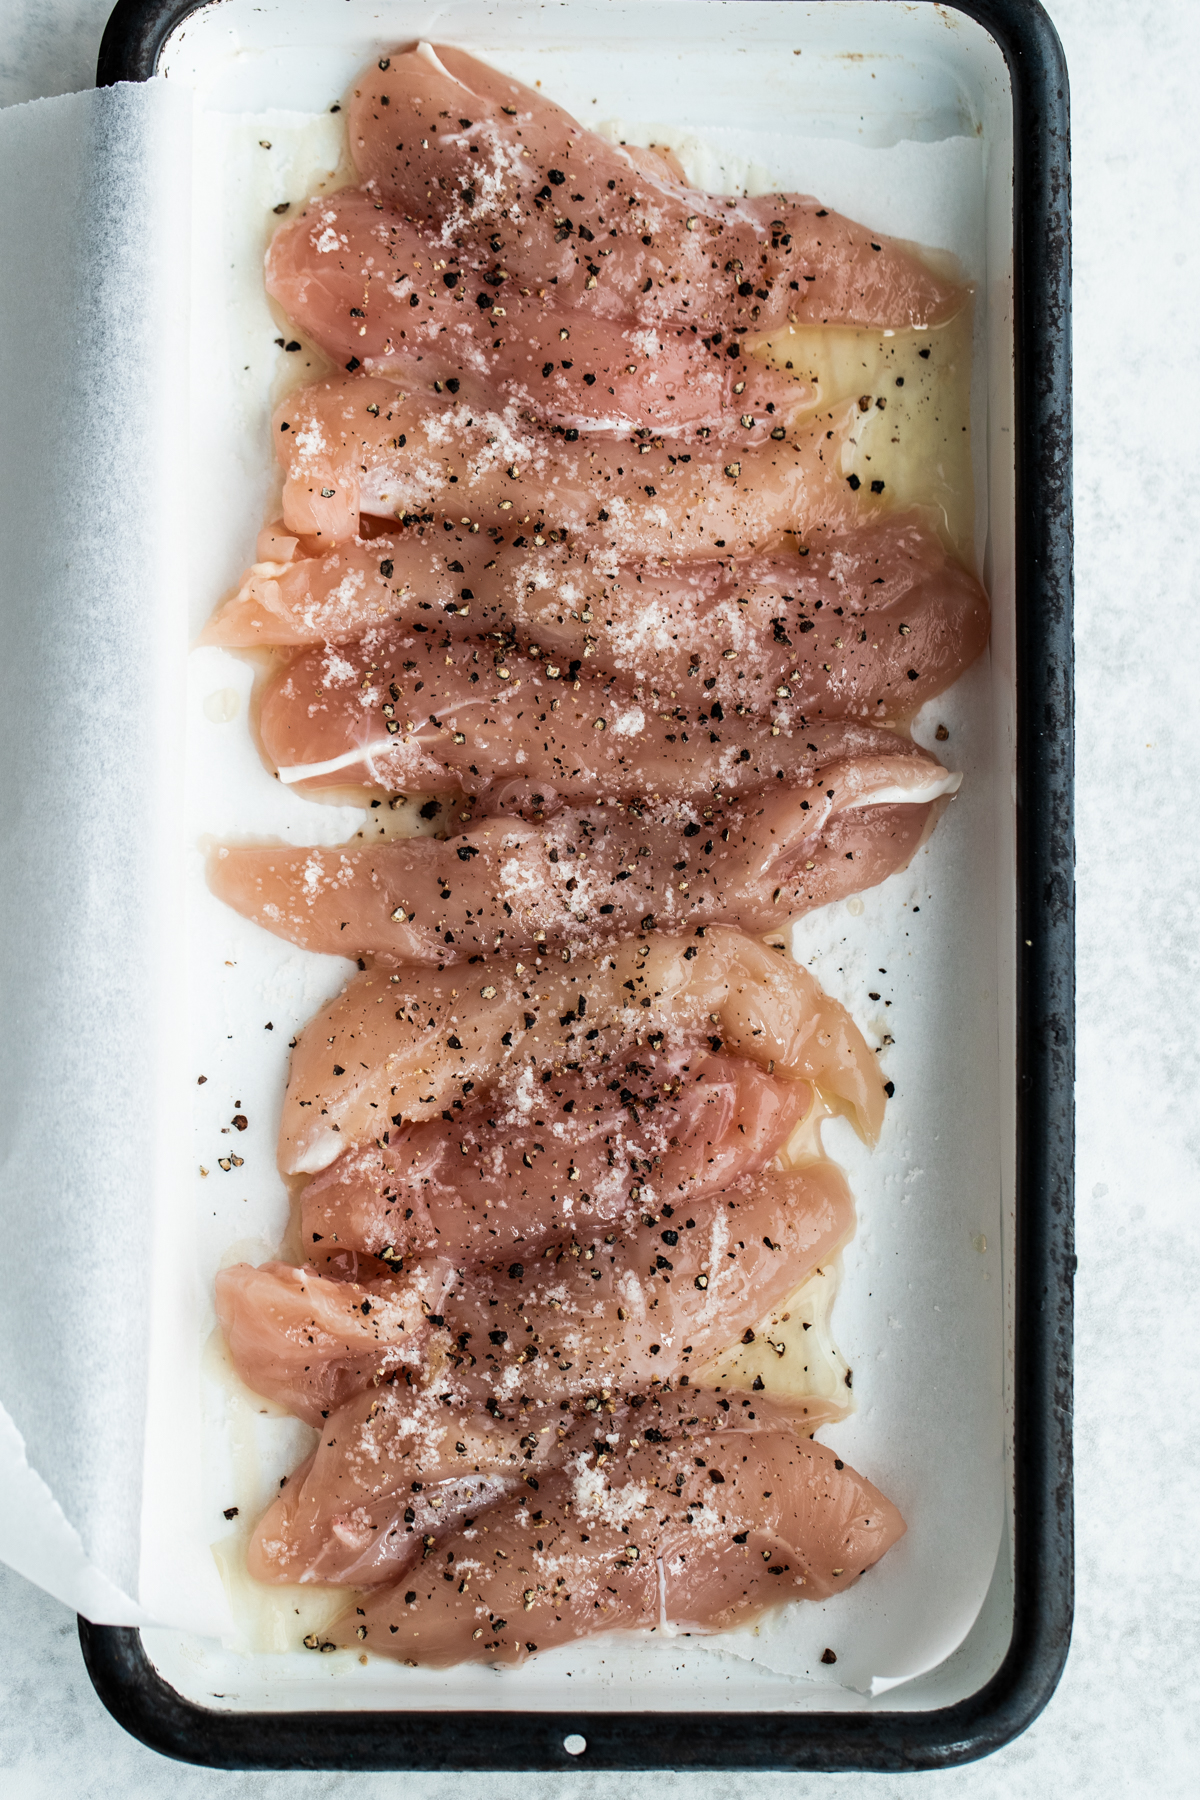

1,0,1198,1793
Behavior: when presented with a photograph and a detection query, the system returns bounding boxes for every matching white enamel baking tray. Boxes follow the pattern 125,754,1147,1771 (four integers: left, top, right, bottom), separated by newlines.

71,0,1074,1771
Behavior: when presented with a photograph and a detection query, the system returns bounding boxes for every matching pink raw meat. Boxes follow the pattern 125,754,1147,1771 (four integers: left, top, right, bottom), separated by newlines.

274,370,861,552
277,924,885,1175
267,185,809,438
248,1387,845,1588
202,516,989,739
209,754,953,962
324,1415,903,1663
220,1160,854,1420
214,1256,451,1426
255,623,949,805
345,42,963,334
298,1047,808,1262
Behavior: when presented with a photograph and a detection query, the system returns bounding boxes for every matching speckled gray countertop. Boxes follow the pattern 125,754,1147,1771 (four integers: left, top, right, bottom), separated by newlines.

1,0,1197,1793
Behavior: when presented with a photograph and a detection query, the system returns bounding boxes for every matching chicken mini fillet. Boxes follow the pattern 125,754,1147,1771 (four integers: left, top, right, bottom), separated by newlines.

267,186,808,438
216,521,988,749
257,620,949,804
204,516,989,735
275,371,860,552
249,1388,844,1588
214,1256,452,1426
326,1418,904,1665
346,42,963,334
210,755,956,964
299,1047,808,1264
278,923,885,1174
219,1158,854,1419
413,1159,855,1407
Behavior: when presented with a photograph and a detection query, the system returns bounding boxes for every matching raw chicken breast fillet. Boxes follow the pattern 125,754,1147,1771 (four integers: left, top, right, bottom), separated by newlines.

267,185,811,438
210,756,955,963
214,1256,451,1426
249,1388,843,1588
277,924,885,1173
325,1416,904,1664
275,371,861,552
299,1047,808,1262
257,625,947,804
409,1160,855,1407
215,40,925,1664
347,42,963,334
204,515,989,736
219,1158,854,1417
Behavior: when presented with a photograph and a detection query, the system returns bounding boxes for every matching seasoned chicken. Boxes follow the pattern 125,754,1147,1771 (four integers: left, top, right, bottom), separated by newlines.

298,1047,809,1261
210,756,955,961
212,42,933,1665
257,621,949,804
323,1414,904,1663
248,1388,844,1588
414,1160,855,1407
267,185,810,438
274,370,860,552
277,924,885,1174
214,1256,451,1426
219,1158,854,1419
346,42,963,334
204,515,989,738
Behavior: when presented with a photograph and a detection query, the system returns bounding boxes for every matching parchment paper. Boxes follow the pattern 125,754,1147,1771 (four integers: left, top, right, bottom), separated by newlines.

0,80,192,1624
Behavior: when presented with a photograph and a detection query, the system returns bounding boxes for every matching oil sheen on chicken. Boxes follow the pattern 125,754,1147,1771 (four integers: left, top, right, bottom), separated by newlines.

408,1160,856,1407
248,1388,846,1588
266,185,813,438
257,619,955,803
274,371,862,551
219,1157,854,1419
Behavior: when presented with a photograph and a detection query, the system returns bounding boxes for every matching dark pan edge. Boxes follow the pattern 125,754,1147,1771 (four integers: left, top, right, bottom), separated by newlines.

97,0,211,84
83,0,1073,1769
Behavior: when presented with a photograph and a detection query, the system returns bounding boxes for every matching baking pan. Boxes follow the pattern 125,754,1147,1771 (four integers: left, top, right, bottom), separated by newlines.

78,0,1073,1770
